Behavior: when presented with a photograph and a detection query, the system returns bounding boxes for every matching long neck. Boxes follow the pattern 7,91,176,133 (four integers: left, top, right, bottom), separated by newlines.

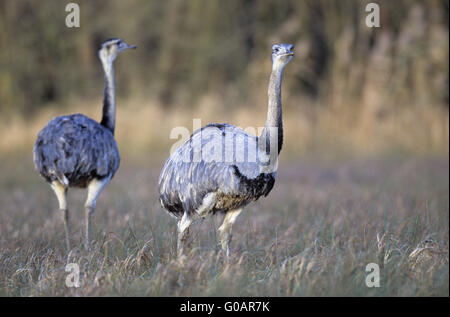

259,66,284,154
100,60,116,134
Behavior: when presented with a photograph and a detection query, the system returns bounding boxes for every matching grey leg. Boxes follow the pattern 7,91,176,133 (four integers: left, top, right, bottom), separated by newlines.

85,206,94,252
62,208,71,251
177,213,192,257
51,181,70,250
218,208,243,258
84,176,111,252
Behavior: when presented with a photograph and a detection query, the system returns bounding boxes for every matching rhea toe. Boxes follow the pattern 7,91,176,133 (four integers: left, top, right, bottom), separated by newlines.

33,39,136,252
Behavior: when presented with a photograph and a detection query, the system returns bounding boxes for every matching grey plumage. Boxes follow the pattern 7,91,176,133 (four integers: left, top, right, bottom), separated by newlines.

33,114,119,188
33,38,135,251
159,123,275,218
158,44,294,257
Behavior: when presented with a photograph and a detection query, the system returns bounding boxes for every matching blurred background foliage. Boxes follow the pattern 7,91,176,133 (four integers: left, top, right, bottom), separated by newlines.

0,0,448,156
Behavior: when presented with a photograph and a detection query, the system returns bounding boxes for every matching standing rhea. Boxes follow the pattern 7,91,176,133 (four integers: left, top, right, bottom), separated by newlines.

158,44,294,257
33,39,136,251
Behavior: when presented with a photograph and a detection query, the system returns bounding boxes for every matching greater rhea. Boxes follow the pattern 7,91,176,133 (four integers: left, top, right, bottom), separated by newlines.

158,43,294,257
33,38,135,251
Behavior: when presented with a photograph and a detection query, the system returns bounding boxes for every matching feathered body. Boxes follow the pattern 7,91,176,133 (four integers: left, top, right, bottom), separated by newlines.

33,114,119,188
159,123,275,219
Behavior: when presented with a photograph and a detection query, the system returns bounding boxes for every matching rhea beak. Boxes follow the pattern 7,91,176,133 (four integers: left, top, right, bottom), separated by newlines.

280,52,294,57
119,43,137,52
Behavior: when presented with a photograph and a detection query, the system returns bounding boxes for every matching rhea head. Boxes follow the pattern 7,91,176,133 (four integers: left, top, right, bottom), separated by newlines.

271,43,294,70
98,38,136,64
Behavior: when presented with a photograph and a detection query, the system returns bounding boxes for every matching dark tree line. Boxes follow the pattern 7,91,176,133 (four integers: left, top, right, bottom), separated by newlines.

0,0,448,115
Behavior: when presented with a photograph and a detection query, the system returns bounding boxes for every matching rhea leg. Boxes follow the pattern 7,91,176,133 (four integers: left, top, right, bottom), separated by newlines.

177,213,192,256
51,181,70,250
84,176,111,252
218,208,243,258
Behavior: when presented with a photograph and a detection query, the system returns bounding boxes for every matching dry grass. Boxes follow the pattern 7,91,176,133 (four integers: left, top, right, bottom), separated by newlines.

0,97,449,160
0,153,448,296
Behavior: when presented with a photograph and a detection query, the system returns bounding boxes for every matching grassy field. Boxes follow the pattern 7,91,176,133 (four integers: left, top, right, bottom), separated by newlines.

0,153,448,296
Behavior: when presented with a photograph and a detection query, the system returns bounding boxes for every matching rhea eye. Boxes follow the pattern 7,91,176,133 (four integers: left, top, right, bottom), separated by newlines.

273,47,279,53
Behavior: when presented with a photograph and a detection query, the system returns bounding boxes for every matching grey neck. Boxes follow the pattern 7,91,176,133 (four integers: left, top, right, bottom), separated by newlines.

100,60,116,134
259,66,284,155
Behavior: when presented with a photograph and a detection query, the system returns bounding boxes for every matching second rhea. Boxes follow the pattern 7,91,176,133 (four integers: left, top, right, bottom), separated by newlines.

33,39,135,251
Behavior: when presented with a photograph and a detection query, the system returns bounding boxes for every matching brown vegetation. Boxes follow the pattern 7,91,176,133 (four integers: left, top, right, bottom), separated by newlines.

0,1,448,156
0,156,448,296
